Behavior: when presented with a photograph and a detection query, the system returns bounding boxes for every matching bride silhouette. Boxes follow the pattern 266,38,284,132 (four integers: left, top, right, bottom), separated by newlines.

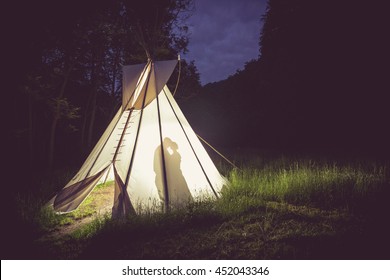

154,137,192,207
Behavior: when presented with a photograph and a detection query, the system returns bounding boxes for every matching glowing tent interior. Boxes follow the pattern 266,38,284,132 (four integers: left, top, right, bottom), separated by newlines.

49,58,227,217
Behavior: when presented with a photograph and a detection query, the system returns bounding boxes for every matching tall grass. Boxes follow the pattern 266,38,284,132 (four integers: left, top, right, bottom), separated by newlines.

14,168,75,233
220,158,388,214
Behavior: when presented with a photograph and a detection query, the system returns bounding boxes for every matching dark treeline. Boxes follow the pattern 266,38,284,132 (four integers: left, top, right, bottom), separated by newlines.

184,0,389,158
8,0,201,193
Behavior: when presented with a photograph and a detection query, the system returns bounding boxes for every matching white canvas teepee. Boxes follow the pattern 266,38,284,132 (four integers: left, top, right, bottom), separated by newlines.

50,59,226,217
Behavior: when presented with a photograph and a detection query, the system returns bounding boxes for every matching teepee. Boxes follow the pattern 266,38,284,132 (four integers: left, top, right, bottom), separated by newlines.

50,58,226,217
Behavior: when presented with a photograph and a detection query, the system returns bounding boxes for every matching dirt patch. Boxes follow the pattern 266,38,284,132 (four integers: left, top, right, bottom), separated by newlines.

87,183,115,215
44,183,115,240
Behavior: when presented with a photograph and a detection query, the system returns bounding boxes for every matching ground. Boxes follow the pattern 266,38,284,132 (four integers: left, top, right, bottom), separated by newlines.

34,192,389,260
8,156,390,260
42,182,115,240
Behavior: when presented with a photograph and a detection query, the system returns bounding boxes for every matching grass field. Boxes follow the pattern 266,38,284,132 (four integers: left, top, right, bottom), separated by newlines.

10,152,390,259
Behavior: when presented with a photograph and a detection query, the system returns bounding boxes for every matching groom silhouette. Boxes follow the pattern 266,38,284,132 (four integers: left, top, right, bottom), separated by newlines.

154,137,192,207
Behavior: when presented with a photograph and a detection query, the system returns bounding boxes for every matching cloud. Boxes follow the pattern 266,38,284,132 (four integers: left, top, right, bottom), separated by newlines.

184,0,267,84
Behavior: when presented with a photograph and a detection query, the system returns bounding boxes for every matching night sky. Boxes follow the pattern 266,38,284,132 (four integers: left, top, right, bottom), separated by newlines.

185,0,267,85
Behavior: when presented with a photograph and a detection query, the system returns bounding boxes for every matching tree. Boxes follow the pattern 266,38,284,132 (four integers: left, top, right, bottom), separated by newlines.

12,0,195,173
258,0,390,152
169,59,201,100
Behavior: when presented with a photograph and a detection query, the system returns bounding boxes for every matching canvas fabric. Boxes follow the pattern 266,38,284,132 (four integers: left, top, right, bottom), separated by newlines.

51,60,226,216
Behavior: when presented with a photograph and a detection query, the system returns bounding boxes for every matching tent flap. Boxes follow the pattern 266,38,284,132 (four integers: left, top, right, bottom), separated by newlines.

112,166,134,218
122,63,147,110
122,60,178,110
53,167,109,213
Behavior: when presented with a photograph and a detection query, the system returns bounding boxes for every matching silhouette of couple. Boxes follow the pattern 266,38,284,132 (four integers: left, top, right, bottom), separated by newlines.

154,137,192,207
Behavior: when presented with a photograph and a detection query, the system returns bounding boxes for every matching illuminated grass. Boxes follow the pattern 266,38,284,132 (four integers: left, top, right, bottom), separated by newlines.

16,179,115,233
220,159,388,214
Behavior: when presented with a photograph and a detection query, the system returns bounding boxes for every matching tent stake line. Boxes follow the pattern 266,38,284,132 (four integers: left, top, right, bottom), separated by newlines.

196,133,239,170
